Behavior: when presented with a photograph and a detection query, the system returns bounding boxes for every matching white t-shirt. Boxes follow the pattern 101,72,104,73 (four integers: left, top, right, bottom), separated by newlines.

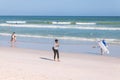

54,43,59,50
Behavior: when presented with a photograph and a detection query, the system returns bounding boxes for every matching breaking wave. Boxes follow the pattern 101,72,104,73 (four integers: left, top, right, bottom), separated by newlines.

0,23,120,31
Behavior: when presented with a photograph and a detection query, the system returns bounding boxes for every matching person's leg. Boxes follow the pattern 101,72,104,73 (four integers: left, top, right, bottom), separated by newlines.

11,41,14,47
52,47,56,60
100,48,103,55
56,50,60,61
54,50,56,61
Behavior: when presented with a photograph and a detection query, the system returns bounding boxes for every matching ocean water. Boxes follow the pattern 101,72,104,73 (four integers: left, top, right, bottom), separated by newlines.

0,16,120,57
0,16,120,43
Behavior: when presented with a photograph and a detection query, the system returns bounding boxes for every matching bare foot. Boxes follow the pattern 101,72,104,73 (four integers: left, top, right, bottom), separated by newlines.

57,59,60,62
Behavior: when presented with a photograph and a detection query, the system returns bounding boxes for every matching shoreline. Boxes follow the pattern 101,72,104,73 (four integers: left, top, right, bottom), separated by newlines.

0,36,120,58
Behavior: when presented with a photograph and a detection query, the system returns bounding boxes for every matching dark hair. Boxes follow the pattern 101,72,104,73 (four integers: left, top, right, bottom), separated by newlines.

55,39,58,42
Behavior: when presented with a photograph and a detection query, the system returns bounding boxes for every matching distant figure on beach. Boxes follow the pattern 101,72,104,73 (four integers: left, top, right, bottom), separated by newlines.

52,39,60,61
11,32,16,47
97,39,109,55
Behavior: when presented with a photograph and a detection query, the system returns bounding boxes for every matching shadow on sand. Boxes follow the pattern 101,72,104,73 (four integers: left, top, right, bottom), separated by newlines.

40,57,54,61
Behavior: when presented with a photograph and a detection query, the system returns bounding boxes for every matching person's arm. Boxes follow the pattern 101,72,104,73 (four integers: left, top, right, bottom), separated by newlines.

56,43,59,47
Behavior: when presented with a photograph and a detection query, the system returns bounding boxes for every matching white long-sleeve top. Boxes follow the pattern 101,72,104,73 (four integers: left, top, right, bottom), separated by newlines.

54,43,59,50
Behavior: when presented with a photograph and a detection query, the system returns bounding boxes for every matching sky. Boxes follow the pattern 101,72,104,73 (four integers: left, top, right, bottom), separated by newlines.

0,0,119,16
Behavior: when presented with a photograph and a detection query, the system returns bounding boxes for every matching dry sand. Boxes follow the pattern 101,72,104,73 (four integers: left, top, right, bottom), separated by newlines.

0,47,120,80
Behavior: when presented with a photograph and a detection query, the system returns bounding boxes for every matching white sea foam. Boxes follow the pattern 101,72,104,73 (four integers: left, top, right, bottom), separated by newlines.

0,23,120,31
0,33,119,44
52,22,71,24
0,33,11,36
6,21,26,24
75,27,120,30
76,22,96,25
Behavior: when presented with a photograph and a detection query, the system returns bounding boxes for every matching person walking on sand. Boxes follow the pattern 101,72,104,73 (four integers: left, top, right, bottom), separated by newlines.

52,39,60,61
11,32,16,47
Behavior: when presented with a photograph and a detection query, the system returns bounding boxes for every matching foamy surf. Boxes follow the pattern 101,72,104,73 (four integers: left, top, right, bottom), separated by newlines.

0,33,119,44
76,22,96,25
0,23,120,31
6,21,26,24
52,21,71,24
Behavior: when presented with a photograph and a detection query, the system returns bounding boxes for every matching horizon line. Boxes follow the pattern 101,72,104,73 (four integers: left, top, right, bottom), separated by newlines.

0,15,120,17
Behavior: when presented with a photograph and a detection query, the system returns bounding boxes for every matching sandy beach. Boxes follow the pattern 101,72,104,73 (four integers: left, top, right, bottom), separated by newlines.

0,46,120,80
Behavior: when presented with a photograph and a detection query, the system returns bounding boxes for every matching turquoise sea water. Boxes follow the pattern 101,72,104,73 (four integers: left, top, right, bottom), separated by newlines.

0,16,120,57
0,16,120,43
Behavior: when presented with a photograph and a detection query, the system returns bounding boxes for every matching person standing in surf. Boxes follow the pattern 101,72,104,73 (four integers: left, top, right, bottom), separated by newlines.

11,32,16,47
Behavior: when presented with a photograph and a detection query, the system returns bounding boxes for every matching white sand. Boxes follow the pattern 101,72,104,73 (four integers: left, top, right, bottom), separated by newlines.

0,47,120,80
